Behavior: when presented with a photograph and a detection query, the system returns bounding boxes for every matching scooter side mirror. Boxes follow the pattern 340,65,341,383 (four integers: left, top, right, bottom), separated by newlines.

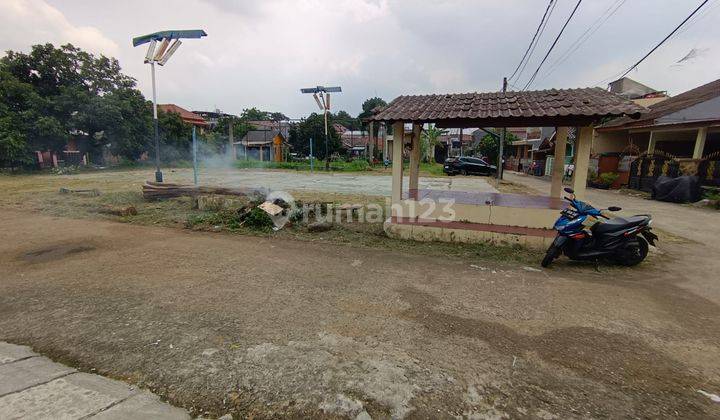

564,187,574,194
608,206,622,212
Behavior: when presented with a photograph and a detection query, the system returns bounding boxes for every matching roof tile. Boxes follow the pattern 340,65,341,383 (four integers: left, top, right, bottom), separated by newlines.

370,87,645,125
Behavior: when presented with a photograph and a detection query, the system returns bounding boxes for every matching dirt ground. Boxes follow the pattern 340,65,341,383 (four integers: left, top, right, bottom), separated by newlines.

1,169,720,418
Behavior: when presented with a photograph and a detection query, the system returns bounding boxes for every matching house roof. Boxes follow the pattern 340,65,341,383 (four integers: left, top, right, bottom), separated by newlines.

608,77,661,99
368,87,645,128
599,78,720,131
158,104,209,127
237,130,284,145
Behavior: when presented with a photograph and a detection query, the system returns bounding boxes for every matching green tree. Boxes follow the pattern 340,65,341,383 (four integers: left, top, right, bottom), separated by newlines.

0,43,153,165
473,129,518,165
358,97,387,141
155,110,192,162
334,110,360,131
0,68,38,167
240,108,288,121
287,113,342,162
358,97,387,121
421,125,447,163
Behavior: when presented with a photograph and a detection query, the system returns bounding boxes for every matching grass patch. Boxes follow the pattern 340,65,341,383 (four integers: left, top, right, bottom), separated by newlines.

11,186,541,265
234,159,447,176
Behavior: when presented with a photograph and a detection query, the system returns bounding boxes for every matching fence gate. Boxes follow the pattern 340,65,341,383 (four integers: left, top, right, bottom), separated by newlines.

628,152,679,192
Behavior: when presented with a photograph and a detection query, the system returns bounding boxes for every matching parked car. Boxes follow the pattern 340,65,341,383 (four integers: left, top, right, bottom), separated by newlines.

443,156,497,176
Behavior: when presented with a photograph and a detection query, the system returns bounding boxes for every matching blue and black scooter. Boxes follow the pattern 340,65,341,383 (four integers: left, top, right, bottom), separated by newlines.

541,187,658,267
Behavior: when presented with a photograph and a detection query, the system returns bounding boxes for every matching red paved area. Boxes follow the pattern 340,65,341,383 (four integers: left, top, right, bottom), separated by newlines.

406,189,567,209
390,217,556,238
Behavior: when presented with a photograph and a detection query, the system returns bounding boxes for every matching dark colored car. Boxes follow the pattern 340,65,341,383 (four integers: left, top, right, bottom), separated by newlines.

443,156,497,176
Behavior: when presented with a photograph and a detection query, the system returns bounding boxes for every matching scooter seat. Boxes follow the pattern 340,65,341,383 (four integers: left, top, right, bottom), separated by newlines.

593,216,649,235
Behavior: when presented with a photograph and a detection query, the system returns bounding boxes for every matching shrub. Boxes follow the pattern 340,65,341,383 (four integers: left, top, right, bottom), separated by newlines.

598,172,619,186
242,207,275,231
346,159,370,171
51,165,80,175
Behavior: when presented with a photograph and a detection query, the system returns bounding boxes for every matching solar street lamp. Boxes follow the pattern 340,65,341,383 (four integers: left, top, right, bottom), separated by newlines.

133,30,207,182
301,86,341,170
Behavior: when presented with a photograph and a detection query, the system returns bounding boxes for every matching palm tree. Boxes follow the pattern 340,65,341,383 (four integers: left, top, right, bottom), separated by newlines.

421,125,447,163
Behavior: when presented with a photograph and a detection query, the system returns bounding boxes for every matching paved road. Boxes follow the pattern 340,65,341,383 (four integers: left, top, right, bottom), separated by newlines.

171,168,498,196
504,172,719,247
0,342,189,419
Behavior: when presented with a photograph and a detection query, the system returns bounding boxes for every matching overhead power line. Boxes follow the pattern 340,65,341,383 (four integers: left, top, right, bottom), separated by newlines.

513,0,557,86
508,0,555,83
614,0,710,80
673,0,720,38
538,0,627,83
522,0,584,91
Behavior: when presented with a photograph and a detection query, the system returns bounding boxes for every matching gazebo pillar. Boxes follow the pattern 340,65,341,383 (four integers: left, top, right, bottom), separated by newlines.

391,122,405,205
550,126,568,198
409,123,422,195
693,127,707,159
571,126,593,200
367,122,375,160
381,123,388,161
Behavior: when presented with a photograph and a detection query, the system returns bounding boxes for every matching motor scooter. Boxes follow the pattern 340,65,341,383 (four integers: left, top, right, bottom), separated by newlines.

541,187,658,267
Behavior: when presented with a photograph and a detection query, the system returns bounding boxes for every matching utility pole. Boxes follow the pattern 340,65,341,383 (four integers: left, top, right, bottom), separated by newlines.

300,86,341,171
498,77,507,180
132,29,207,182
228,117,234,159
150,62,162,182
192,125,198,185
309,137,314,173
323,97,330,170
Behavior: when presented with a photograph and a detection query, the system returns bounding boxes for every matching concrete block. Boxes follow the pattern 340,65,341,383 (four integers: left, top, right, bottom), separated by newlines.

0,356,75,396
411,225,441,242
0,342,37,364
0,373,133,419
93,391,190,420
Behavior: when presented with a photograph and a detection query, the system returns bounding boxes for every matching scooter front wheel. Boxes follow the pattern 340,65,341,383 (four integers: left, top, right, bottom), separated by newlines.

541,245,560,267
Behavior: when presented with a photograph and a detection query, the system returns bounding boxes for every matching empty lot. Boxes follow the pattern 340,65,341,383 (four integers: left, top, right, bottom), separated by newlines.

1,206,719,418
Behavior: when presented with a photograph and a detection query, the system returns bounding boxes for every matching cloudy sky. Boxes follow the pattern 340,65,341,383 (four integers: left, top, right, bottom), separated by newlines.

1,0,718,118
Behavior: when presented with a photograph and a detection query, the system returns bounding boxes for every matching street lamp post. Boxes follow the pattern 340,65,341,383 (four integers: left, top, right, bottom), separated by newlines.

301,86,341,170
132,29,207,182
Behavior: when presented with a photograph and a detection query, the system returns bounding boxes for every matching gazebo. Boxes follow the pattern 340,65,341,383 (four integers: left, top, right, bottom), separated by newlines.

367,87,645,248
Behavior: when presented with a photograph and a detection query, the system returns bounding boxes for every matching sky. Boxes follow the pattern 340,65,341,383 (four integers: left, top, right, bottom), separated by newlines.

1,0,719,119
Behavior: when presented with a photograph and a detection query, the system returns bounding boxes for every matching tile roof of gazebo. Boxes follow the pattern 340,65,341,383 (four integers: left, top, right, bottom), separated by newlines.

369,87,646,128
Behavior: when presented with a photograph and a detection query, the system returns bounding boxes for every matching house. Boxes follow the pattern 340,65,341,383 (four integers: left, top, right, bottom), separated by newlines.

333,123,348,136
429,129,473,162
234,129,285,162
230,120,291,162
340,129,371,157
595,78,720,189
505,127,544,173
158,104,209,131
192,110,237,129
247,120,291,138
608,77,669,108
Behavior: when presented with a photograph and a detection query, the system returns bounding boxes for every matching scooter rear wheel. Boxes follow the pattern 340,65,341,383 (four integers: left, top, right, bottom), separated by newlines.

616,237,649,266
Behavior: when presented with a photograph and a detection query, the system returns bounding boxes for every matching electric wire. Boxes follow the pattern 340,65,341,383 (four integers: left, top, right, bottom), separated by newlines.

511,0,558,87
522,0,584,90
508,0,555,83
538,0,627,84
595,0,710,86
